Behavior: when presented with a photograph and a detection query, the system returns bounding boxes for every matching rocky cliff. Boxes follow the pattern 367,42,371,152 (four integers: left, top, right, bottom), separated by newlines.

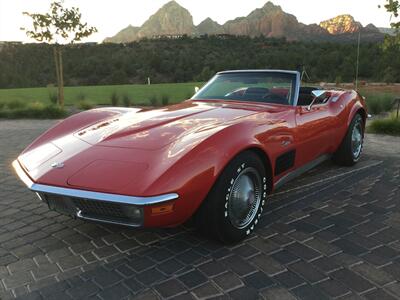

136,1,195,39
104,1,384,43
197,18,225,35
320,15,362,35
223,2,308,39
104,25,140,43
105,1,195,43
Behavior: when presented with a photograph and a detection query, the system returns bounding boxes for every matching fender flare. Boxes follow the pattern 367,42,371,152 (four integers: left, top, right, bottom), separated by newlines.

347,101,367,129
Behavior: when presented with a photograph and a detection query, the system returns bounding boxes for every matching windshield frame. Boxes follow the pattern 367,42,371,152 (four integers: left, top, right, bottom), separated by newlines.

192,70,301,107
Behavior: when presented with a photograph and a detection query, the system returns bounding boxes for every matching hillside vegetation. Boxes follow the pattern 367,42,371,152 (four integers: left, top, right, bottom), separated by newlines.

1,36,399,90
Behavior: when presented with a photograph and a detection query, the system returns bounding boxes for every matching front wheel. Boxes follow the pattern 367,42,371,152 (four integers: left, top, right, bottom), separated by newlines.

195,151,269,244
333,113,364,166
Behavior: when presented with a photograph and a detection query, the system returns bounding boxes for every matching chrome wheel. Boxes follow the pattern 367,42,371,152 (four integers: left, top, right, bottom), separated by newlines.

351,118,363,159
228,167,262,229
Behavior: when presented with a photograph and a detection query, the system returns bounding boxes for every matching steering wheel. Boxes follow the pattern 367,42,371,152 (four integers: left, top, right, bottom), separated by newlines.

263,93,288,104
225,88,246,98
243,87,270,96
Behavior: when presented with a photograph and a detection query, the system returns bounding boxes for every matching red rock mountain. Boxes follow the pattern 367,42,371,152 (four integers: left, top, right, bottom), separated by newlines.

320,15,362,35
104,1,384,43
197,18,225,35
136,1,195,39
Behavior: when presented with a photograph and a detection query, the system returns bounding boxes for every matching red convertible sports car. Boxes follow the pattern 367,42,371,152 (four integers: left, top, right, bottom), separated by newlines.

13,70,367,243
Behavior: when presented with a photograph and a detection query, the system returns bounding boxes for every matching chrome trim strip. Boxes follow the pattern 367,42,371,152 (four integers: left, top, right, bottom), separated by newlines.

292,71,301,107
76,210,142,228
274,154,331,190
12,160,35,188
218,70,300,75
12,160,179,206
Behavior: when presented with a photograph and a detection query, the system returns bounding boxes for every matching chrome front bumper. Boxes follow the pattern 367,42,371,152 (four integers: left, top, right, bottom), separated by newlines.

12,160,179,227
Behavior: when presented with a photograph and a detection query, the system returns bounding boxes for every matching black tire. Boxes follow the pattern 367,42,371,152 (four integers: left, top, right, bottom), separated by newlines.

195,151,269,244
333,113,364,166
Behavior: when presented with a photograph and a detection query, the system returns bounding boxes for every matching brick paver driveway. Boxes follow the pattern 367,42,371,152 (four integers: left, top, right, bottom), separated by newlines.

1,119,400,300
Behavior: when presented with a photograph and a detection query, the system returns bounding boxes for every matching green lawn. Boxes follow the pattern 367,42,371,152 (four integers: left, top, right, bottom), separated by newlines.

0,83,397,115
0,82,204,107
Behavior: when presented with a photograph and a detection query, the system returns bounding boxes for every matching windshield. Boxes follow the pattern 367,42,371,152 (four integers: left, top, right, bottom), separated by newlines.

192,72,298,105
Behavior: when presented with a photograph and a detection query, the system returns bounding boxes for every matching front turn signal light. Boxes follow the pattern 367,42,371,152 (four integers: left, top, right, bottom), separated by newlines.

151,203,174,216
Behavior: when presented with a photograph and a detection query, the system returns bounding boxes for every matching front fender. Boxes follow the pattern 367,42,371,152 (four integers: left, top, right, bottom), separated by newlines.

347,92,367,128
142,122,271,227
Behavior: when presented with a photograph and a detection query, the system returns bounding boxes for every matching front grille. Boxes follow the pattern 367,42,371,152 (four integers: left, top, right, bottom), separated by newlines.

44,194,75,215
72,198,126,219
40,193,143,227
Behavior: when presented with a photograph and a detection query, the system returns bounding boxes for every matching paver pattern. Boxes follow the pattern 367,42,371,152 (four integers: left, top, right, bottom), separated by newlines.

0,119,399,300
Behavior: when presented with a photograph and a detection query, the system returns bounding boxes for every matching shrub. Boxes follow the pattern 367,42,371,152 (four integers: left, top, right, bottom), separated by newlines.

78,101,94,110
161,94,170,106
367,98,382,115
122,94,132,107
369,117,400,136
335,76,342,86
76,92,86,102
37,104,67,119
383,67,396,84
149,95,158,107
110,92,119,106
48,92,58,105
195,66,214,82
365,93,394,115
0,102,5,110
0,102,66,119
6,100,26,110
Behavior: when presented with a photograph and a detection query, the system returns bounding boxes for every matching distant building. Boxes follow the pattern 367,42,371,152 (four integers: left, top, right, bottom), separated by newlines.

151,34,186,40
71,42,98,49
0,41,23,52
214,34,237,39
0,41,22,52
0,41,23,45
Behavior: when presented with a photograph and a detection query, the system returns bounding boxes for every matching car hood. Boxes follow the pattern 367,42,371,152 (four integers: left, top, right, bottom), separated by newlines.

18,100,289,195
73,100,259,150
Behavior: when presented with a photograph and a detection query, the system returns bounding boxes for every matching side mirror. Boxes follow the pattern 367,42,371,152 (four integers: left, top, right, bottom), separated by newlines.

194,86,200,93
311,90,326,98
307,90,326,111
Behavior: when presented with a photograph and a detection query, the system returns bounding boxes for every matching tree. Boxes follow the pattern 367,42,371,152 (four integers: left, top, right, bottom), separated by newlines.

379,1,400,49
381,0,400,29
383,66,397,83
22,1,97,107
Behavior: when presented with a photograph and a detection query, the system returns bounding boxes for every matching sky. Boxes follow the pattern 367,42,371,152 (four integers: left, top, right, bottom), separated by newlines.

0,0,396,43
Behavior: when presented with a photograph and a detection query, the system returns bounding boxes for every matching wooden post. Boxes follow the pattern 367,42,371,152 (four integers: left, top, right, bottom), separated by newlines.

58,48,64,108
53,47,61,105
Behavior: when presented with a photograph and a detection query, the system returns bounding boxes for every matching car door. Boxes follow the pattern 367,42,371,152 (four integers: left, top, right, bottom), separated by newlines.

294,97,336,168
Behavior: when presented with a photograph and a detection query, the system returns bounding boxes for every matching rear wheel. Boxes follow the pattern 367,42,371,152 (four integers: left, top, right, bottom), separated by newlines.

195,151,269,244
333,113,364,166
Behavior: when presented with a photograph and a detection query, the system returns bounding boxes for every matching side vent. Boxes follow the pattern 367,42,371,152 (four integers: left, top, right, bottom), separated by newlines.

275,150,296,176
